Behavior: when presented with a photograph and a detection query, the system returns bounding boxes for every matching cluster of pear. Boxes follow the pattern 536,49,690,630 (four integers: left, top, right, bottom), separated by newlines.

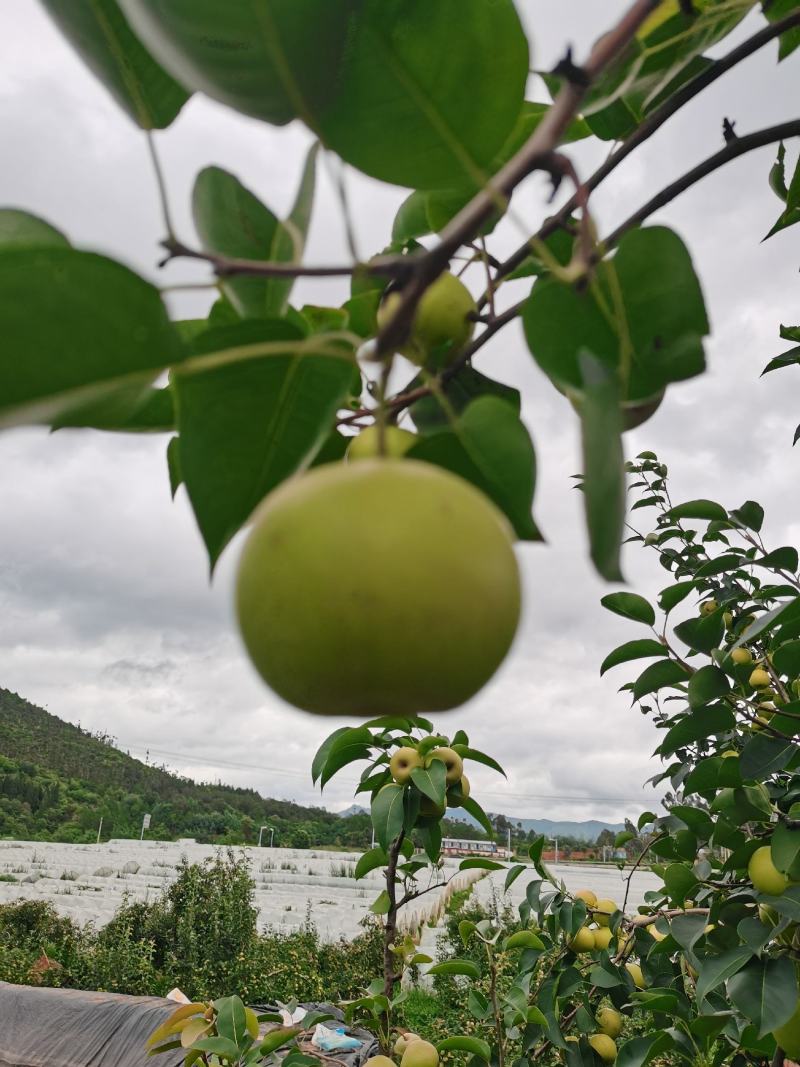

234,270,522,719
390,744,469,818
366,1034,439,1067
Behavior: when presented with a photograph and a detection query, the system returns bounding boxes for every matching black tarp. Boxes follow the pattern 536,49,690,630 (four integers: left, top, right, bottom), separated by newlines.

0,982,184,1067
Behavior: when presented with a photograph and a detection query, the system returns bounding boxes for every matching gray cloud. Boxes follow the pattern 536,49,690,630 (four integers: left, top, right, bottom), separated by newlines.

1,2,798,825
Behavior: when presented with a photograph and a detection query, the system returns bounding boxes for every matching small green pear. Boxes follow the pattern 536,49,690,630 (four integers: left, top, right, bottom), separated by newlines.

588,1033,617,1063
428,746,464,785
377,272,476,369
348,425,416,461
731,648,752,666
568,926,596,953
596,1006,623,1039
700,599,718,616
749,845,789,896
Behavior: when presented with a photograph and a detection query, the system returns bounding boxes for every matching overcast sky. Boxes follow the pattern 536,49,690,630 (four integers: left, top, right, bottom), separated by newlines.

1,3,798,828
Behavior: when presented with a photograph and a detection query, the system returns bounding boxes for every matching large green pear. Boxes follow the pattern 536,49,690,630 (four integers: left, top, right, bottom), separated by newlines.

236,460,520,715
749,845,790,895
774,1000,800,1059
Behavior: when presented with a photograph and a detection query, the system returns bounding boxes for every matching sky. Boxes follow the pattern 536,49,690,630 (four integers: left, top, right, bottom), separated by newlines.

1,2,798,829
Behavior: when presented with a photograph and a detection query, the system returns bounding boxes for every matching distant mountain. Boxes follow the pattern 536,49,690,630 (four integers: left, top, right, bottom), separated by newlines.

338,802,624,843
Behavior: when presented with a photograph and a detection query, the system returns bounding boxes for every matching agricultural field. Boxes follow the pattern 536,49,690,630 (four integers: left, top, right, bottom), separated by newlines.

0,839,660,943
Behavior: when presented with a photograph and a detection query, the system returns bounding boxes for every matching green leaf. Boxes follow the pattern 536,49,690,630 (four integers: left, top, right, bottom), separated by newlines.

688,665,730,709
615,831,635,848
632,659,689,701
0,208,69,249
407,396,540,540
772,640,800,677
659,581,696,612
437,1037,491,1062
193,1037,242,1061
354,847,388,880
410,760,447,806
167,436,182,497
666,499,728,522
459,858,505,871
192,167,283,320
659,705,734,757
458,795,494,837
729,500,764,532
427,959,481,979
728,955,798,1037
772,823,800,877
52,384,176,433
523,227,707,403
577,352,625,580
695,948,753,1005
503,929,545,951
740,735,797,780
215,997,248,1046
616,1032,674,1067
450,746,506,778
409,366,521,434
601,592,656,626
123,0,528,189
312,727,351,784
505,864,528,891
370,889,391,915
673,610,725,654
258,1028,302,1057
371,784,406,850
600,639,668,675
0,248,182,428
42,0,189,128
755,546,799,572
766,0,800,60
174,321,354,567
318,727,373,789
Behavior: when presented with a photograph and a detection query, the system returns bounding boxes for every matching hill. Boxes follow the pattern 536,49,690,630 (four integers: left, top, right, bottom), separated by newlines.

0,687,482,846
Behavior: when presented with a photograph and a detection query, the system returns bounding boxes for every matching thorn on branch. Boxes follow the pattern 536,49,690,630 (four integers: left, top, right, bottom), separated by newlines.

551,46,591,88
723,117,738,144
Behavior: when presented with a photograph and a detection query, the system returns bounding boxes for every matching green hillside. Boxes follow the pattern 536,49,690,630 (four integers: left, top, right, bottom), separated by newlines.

0,687,482,846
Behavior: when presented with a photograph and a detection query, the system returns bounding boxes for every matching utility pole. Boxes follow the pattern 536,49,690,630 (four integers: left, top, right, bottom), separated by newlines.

96,817,103,845
269,826,275,848
550,837,558,864
258,825,268,848
506,827,511,858
140,813,151,841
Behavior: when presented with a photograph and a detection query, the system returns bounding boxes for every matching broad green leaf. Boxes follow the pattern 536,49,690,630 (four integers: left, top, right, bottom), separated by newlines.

766,0,800,60
616,1032,674,1067
504,929,544,950
673,610,725,654
731,598,800,649
772,639,800,676
167,436,182,497
312,726,350,784
659,581,696,612
666,499,727,522
52,385,175,433
120,0,353,127
42,0,189,128
409,760,447,806
459,858,505,872
740,735,797,780
371,784,406,849
633,659,689,701
694,554,745,578
122,0,528,189
600,592,656,627
392,192,433,245
688,665,730,709
505,864,527,891
318,727,372,789
258,1028,302,1056
755,546,799,572
577,352,625,580
600,639,668,675
192,167,283,320
659,705,734,756
772,823,800,877
427,959,481,979
354,847,388,880
193,1036,242,1060
215,996,247,1046
437,1037,491,1062
147,1004,206,1046
695,947,759,1002
523,227,707,403
0,208,69,249
729,500,764,532
173,321,355,566
410,366,521,435
728,955,798,1036
407,396,540,540
0,248,182,428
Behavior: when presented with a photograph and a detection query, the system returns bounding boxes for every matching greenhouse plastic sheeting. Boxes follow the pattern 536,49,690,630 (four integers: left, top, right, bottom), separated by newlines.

0,982,185,1067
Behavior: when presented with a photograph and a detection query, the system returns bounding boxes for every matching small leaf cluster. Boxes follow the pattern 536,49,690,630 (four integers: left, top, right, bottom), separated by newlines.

148,995,333,1067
